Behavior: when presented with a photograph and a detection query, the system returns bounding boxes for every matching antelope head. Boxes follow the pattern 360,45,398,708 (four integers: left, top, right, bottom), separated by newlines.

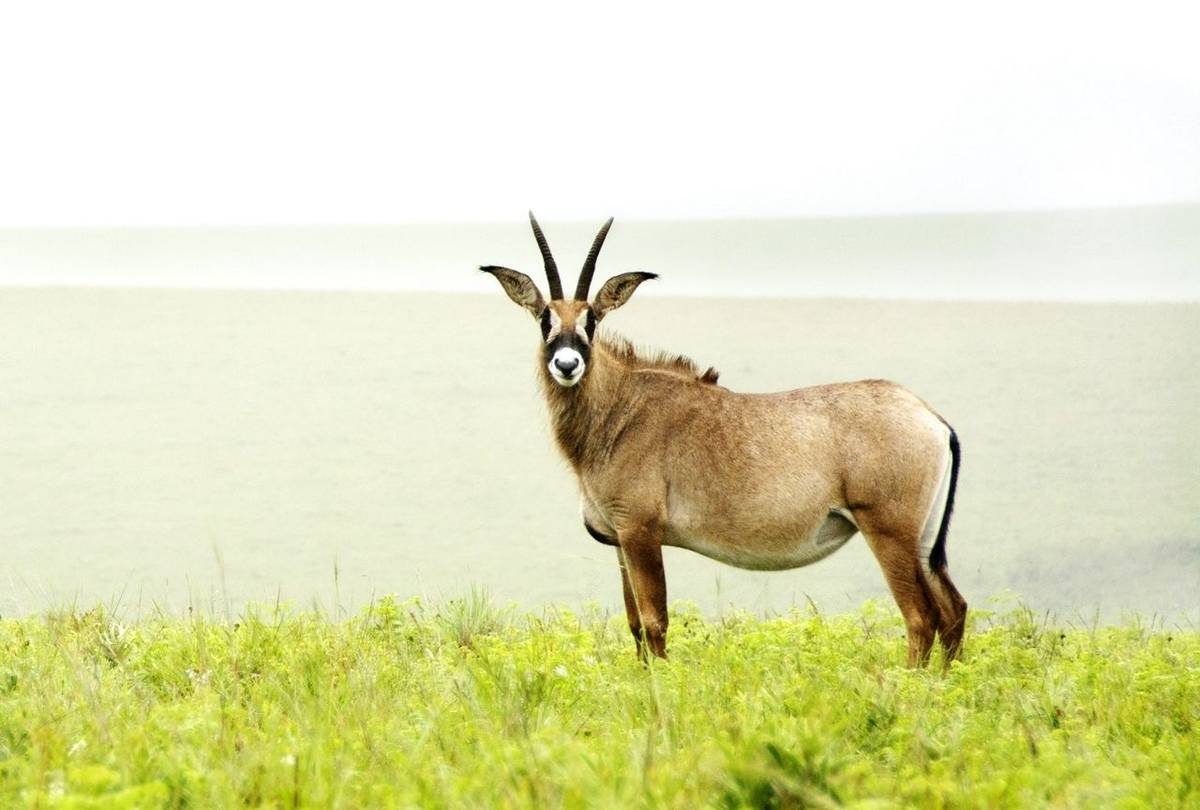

481,213,656,388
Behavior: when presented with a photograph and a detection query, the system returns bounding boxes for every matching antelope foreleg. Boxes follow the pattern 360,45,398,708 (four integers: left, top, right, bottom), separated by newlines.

617,552,647,661
616,526,668,660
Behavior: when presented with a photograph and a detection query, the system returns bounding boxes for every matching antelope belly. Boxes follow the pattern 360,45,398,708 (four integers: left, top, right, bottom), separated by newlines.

668,509,859,571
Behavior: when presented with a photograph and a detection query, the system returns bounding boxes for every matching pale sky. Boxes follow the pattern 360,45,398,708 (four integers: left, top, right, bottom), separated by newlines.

2,1,1198,227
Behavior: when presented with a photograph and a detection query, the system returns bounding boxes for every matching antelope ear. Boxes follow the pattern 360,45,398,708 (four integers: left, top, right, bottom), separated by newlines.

591,272,658,321
480,266,546,317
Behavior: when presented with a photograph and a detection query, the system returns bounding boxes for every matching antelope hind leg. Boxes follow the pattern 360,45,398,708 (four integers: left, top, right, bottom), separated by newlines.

928,565,968,662
858,528,939,667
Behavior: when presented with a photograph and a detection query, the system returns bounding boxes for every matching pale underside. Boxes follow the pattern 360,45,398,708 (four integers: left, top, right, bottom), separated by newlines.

665,507,862,571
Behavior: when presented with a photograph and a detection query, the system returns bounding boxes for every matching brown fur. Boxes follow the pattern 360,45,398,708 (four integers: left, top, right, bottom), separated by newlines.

483,222,967,667
602,336,720,384
537,302,966,667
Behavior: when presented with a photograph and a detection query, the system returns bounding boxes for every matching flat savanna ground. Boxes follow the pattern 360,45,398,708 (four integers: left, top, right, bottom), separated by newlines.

1,598,1197,808
2,290,1198,620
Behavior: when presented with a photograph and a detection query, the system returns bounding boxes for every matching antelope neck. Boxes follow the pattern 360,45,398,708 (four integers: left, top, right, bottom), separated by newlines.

539,342,637,470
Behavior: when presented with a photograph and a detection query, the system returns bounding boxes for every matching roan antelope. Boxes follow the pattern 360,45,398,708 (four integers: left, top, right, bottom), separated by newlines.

481,214,967,666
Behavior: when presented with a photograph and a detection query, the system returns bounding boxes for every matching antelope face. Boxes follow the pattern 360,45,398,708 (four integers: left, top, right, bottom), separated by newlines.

481,213,657,386
541,301,595,387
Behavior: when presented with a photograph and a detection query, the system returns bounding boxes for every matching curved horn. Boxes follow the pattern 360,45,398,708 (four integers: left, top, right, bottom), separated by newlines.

528,211,563,300
575,217,614,301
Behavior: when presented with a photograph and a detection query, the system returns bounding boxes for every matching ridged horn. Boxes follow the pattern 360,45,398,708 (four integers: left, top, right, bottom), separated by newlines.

528,211,563,300
575,217,613,301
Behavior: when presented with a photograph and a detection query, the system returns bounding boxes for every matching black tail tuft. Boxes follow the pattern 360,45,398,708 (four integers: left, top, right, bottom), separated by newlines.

928,428,960,571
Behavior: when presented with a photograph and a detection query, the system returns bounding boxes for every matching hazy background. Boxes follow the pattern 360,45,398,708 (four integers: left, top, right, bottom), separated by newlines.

3,205,1200,301
2,212,1197,620
2,3,1197,620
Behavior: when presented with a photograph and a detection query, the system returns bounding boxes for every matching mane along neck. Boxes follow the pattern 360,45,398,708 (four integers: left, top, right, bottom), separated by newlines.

597,335,719,382
538,332,718,469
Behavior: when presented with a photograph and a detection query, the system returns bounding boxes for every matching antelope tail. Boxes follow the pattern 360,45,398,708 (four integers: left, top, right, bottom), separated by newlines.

928,428,960,571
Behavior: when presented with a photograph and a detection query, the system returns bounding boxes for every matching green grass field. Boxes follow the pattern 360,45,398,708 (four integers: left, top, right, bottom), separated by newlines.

1,595,1196,808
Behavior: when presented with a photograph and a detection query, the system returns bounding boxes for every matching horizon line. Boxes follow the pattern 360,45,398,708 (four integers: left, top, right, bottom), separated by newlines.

2,199,1199,232
4,283,1197,307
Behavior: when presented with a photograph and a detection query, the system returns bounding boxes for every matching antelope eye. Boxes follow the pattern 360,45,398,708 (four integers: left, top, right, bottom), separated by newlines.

540,308,551,340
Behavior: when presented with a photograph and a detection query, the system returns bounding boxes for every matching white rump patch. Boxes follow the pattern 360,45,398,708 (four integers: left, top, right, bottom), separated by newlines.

918,434,954,575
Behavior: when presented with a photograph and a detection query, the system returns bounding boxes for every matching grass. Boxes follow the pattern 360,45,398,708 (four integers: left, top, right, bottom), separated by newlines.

1,594,1197,808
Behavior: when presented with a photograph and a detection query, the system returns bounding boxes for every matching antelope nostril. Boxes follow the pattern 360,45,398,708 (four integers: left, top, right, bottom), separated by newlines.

555,356,580,375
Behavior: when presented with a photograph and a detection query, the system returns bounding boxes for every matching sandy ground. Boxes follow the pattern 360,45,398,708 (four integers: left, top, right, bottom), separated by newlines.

2,288,1197,620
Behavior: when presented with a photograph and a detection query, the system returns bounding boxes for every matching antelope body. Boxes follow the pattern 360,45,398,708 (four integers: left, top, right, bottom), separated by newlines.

482,215,967,666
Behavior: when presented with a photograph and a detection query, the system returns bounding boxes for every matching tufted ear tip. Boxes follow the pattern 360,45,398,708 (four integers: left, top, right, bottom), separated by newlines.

480,264,546,316
591,270,659,321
